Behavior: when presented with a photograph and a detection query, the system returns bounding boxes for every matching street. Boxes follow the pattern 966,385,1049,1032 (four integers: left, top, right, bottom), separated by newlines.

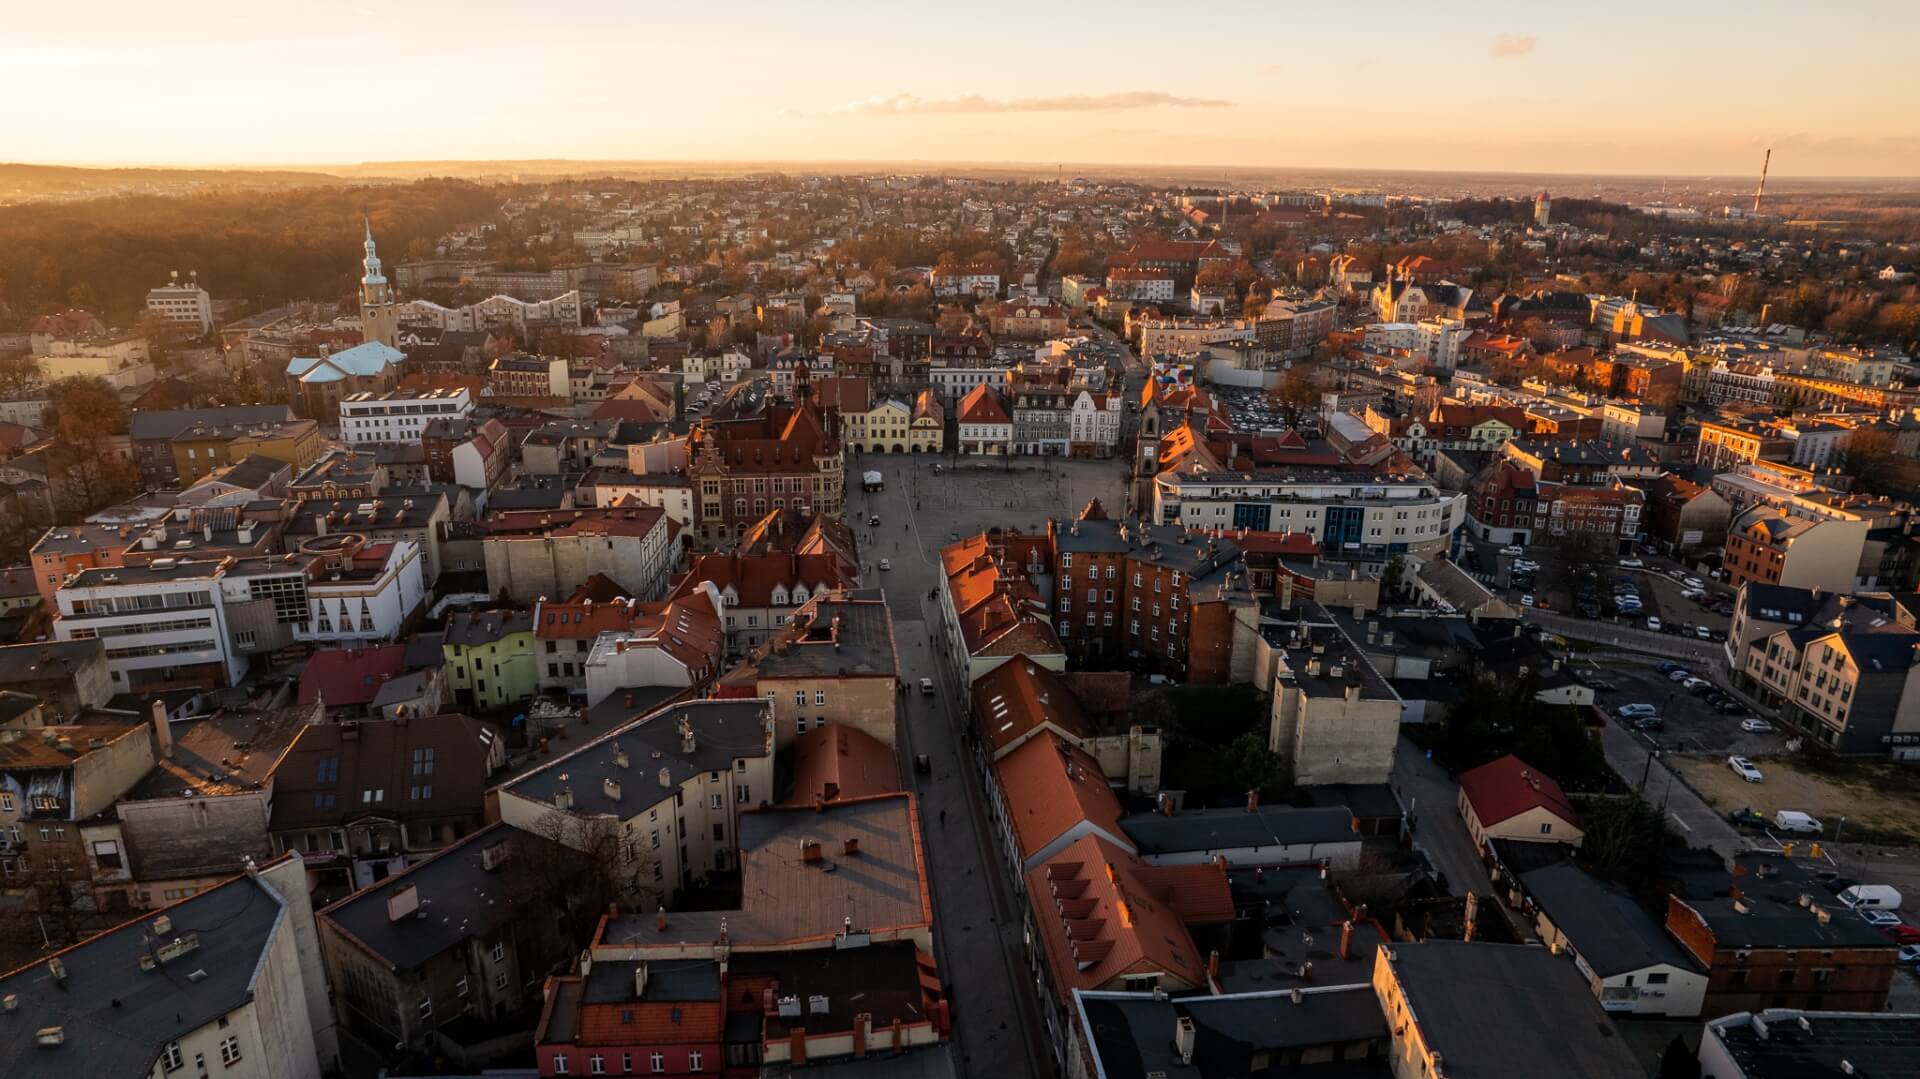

843,453,1127,1079
1390,737,1534,942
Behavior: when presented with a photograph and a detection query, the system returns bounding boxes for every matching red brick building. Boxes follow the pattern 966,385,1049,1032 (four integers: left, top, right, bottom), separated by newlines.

686,402,843,546
1046,500,1251,682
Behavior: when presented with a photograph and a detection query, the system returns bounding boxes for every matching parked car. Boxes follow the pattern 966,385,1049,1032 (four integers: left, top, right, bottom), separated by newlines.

1859,909,1903,928
1899,944,1920,965
1685,678,1715,695
1696,625,1716,640
1499,545,1524,556
1684,577,1706,590
919,677,935,696
1633,716,1665,730
1618,558,1645,568
1578,602,1603,619
1669,669,1693,683
1818,876,1859,895
1716,700,1749,716
1521,594,1536,608
1880,924,1920,945
1740,718,1773,733
1657,661,1686,675
869,514,882,526
1646,616,1663,632
1728,756,1764,782
1727,807,1768,829
1513,560,1540,573
1681,588,1707,602
1586,676,1617,691
1616,703,1658,718
1668,567,1690,581
879,558,892,571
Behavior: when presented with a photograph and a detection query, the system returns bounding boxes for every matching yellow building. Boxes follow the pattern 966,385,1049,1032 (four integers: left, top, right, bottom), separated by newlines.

172,418,322,485
857,398,914,454
910,390,945,453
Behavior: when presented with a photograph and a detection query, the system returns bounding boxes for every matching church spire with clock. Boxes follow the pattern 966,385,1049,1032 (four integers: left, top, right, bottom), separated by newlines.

359,218,399,348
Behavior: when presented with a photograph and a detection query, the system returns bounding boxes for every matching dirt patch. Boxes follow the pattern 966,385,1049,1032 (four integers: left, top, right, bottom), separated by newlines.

1670,754,1920,844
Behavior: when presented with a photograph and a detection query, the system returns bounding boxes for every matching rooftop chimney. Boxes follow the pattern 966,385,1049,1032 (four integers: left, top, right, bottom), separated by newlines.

1173,1016,1196,1065
1246,789,1259,813
385,883,420,923
801,838,823,863
151,700,173,760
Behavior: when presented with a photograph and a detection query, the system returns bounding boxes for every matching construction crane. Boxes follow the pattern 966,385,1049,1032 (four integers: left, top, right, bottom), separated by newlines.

1752,148,1772,216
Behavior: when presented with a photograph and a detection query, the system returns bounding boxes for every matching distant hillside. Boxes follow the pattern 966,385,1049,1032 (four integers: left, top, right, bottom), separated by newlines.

0,163,354,204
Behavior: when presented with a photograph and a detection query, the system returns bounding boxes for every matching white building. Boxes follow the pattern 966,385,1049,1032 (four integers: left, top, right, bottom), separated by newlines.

957,384,1013,455
1417,317,1471,369
1363,322,1420,351
1152,470,1467,557
1601,402,1665,443
55,559,246,690
292,538,428,646
1068,390,1123,456
339,387,474,446
145,274,214,334
0,853,335,1079
683,350,751,385
397,290,582,334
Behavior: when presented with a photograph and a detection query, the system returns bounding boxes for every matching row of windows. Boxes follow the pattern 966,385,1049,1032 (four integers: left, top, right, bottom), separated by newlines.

552,1049,703,1074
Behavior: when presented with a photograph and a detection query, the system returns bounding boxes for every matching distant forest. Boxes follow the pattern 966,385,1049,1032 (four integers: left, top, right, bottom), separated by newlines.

0,180,501,326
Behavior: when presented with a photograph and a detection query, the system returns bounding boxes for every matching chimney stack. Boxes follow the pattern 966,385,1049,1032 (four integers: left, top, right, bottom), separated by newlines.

1339,920,1353,960
150,700,173,760
656,906,667,932
1246,789,1259,813
1463,891,1479,942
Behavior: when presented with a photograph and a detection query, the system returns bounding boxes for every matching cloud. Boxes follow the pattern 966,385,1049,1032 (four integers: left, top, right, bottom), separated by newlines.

1490,34,1537,59
832,91,1232,116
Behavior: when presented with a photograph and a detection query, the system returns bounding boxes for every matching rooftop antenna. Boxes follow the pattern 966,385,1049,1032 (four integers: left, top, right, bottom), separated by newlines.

1752,148,1771,216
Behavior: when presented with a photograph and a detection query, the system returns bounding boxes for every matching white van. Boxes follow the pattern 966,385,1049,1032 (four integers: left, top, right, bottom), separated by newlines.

1838,884,1904,910
1772,810,1823,835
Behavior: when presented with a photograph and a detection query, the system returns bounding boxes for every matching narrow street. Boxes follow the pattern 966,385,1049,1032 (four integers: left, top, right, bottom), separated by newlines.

1391,738,1534,941
846,462,1048,1079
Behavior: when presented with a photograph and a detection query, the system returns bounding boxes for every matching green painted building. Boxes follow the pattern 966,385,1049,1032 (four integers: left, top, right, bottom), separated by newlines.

442,609,537,711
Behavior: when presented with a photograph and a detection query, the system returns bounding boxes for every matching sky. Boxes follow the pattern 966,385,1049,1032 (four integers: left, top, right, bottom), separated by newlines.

8,0,1919,177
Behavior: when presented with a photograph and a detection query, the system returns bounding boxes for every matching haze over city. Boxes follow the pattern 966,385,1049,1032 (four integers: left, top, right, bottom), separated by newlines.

10,0,1920,176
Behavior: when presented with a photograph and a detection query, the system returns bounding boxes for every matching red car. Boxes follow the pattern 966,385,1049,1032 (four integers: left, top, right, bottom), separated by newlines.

1882,923,1920,945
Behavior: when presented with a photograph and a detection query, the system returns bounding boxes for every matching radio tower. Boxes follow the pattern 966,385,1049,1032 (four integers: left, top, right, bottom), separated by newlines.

1752,148,1772,216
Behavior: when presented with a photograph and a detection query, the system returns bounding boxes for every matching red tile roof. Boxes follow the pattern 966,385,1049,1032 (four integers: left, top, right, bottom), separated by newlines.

782,723,902,806
957,384,1010,425
298,644,410,707
670,552,854,609
1024,833,1208,1004
577,1001,721,1046
972,657,1095,757
1457,754,1581,830
993,734,1126,863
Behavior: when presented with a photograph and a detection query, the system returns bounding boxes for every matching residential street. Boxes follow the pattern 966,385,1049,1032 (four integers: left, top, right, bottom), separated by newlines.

1390,737,1533,941
844,456,1133,1079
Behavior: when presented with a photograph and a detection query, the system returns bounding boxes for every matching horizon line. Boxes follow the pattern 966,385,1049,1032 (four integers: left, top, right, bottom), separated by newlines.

7,156,1918,185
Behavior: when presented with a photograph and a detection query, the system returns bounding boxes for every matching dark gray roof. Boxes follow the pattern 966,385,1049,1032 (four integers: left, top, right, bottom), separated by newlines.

205,453,290,490
319,822,574,972
1075,985,1390,1079
1706,1009,1920,1079
0,640,103,684
128,405,292,442
443,610,533,648
1051,517,1245,595
0,870,288,1079
68,558,226,587
1119,805,1359,856
501,699,772,819
1302,783,1403,821
744,596,896,681
1219,865,1384,992
1383,942,1644,1079
1517,863,1700,977
287,492,447,533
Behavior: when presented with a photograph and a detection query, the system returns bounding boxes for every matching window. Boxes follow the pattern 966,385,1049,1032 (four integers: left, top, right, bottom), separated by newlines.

796,716,808,734
0,792,11,813
456,977,469,997
689,1050,703,1072
651,1053,666,1073
492,942,506,963
1539,823,1552,835
418,998,433,1018
814,690,826,706
710,793,723,809
219,1036,242,1066
495,971,509,992
1647,972,1669,985
411,784,433,800
412,747,435,775
91,840,122,870
590,1055,606,1075
315,757,338,784
794,691,807,706
161,1043,183,1072
553,1053,570,1075
737,785,750,803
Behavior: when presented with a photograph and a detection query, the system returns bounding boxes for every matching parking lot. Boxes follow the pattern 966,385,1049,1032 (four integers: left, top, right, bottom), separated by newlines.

1573,654,1786,757
1464,539,1735,641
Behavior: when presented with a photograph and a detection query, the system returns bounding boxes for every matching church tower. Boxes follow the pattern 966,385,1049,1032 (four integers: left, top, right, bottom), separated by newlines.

359,219,399,348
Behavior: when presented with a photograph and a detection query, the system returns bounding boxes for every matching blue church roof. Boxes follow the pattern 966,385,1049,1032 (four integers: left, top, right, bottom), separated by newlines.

287,340,404,382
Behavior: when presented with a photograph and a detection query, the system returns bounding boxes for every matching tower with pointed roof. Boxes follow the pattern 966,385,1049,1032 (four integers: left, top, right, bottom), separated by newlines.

359,219,399,348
